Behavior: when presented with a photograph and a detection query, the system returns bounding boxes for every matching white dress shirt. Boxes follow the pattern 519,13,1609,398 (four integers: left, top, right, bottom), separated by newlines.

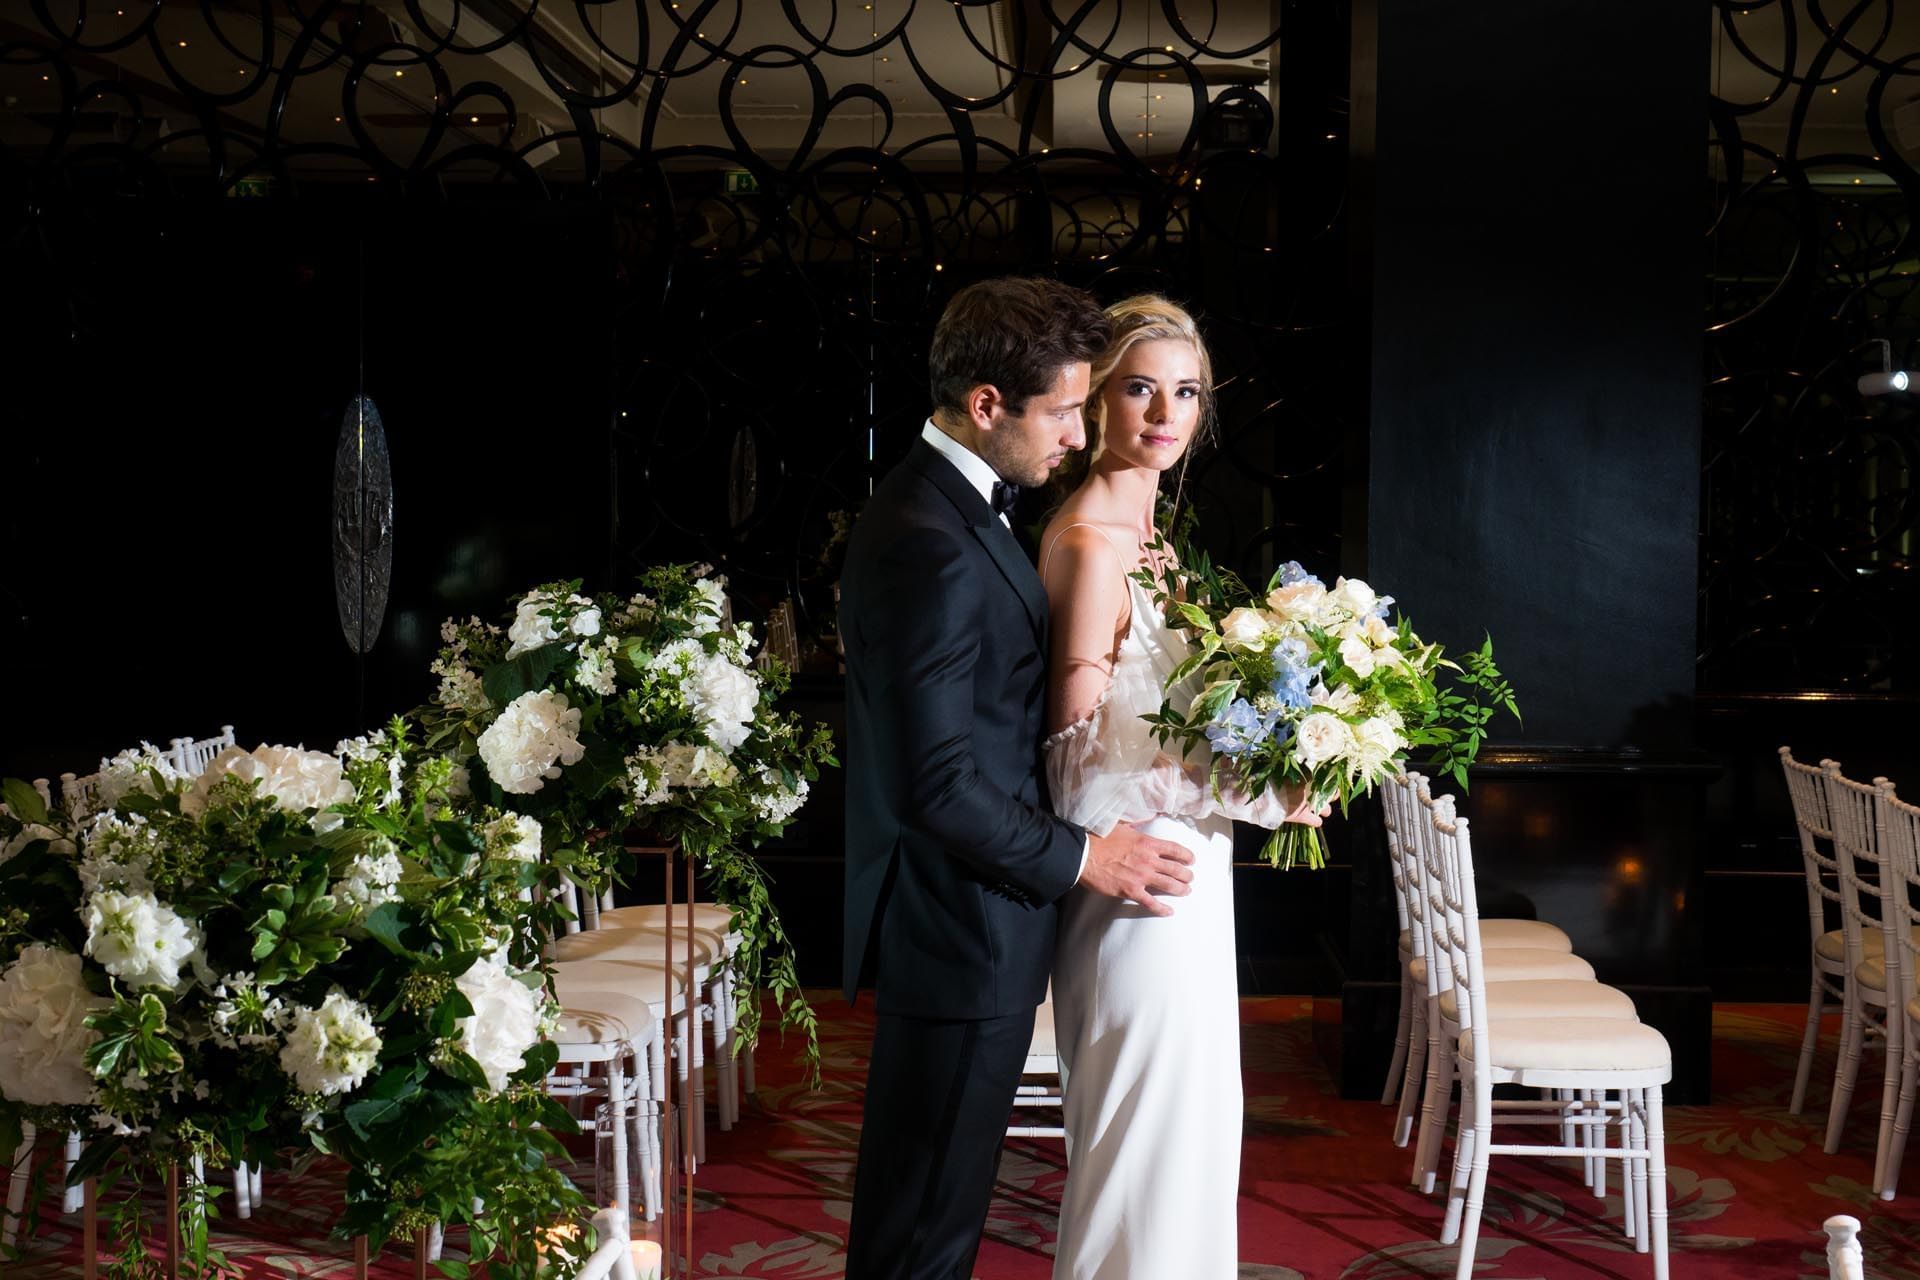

919,418,1091,884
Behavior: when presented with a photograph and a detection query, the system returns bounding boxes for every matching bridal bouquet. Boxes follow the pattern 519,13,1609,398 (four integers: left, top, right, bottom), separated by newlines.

0,732,589,1277
414,564,836,1069
1136,545,1518,870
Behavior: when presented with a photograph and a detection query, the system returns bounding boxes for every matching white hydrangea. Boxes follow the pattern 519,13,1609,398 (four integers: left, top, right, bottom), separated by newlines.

279,990,382,1097
452,953,545,1092
83,888,202,992
76,812,155,894
476,690,586,795
92,743,183,815
186,745,356,827
208,972,291,1050
332,843,404,917
752,770,808,826
574,637,619,697
506,590,602,659
483,812,543,862
687,652,760,753
0,944,108,1106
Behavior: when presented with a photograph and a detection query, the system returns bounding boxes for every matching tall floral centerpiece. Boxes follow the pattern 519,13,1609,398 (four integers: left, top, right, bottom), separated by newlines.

416,565,836,1072
1137,539,1520,870
0,730,590,1277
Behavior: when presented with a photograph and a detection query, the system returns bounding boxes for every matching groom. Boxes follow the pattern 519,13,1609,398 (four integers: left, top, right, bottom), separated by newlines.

840,276,1199,1279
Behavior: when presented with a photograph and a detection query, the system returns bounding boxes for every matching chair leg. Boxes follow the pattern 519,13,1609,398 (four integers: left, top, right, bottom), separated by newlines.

1791,970,1828,1116
1590,1090,1607,1201
61,1133,82,1215
1393,994,1428,1148
1883,1048,1917,1201
249,1163,262,1207
675,1013,696,1175
4,1123,34,1250
608,1056,631,1216
1440,1078,1478,1245
1449,1087,1494,1279
691,1006,708,1165
1646,1086,1670,1280
633,1040,661,1223
1416,1027,1457,1195
1825,995,1868,1154
426,1221,445,1263
1620,1090,1638,1242
1875,1014,1905,1196
233,1162,252,1219
1383,964,1413,1105
710,982,734,1132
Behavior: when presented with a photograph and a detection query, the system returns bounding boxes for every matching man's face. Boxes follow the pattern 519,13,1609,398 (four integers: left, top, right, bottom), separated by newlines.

977,362,1091,488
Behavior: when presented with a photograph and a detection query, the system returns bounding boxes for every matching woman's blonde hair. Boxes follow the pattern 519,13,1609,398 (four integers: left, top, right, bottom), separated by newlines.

1057,294,1216,511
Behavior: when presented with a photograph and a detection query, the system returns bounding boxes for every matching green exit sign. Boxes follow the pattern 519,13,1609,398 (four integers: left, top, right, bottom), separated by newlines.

724,170,759,195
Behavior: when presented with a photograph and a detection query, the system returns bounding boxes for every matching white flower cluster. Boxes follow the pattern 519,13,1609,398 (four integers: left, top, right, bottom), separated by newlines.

483,812,543,862
432,617,498,716
1295,706,1406,783
0,944,107,1106
91,743,183,816
207,972,292,1050
477,689,586,795
279,990,382,1096
505,588,603,660
751,770,809,826
573,636,620,697
451,952,547,1091
649,640,761,755
336,731,405,809
83,888,203,992
625,742,739,808
76,811,157,894
689,576,728,637
332,842,404,918
186,744,356,828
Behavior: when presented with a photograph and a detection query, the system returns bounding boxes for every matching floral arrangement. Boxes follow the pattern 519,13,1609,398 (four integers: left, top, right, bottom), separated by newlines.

0,728,590,1277
415,564,837,1075
1137,541,1519,870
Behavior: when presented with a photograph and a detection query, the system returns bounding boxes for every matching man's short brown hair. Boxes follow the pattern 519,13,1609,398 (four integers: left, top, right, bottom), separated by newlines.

929,277,1112,417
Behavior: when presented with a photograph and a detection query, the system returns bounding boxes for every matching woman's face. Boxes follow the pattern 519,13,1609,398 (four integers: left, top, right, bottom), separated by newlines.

1095,337,1204,474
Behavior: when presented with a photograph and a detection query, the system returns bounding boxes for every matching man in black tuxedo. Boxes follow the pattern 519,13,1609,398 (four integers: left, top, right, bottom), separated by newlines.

840,277,1199,1279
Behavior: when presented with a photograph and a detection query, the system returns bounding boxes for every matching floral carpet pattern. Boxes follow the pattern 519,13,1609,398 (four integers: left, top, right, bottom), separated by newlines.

10,998,1919,1278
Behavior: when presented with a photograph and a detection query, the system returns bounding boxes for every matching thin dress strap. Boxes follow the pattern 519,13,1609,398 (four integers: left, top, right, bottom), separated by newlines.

1040,521,1132,586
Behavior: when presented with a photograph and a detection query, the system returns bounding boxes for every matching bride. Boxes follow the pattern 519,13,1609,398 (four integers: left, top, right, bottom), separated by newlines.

1039,295,1322,1278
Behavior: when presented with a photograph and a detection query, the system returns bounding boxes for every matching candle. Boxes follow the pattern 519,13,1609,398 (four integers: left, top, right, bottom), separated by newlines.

629,1240,663,1280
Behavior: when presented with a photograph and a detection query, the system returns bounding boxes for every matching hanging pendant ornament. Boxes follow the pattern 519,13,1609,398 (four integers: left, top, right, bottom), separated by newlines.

331,394,394,655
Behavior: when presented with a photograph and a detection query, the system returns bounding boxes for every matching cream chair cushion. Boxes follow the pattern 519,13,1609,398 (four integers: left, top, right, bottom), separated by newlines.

1460,1017,1672,1074
598,903,740,939
546,926,720,969
1412,948,1595,986
1399,918,1572,956
1816,926,1920,963
551,988,657,1046
550,956,689,1008
1440,980,1637,1024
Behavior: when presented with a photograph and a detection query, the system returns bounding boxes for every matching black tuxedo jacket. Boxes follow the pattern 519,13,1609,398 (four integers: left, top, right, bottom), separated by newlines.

839,439,1086,1020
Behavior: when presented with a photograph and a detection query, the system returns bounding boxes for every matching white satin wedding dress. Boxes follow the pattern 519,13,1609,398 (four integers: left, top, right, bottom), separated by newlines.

1042,526,1286,1280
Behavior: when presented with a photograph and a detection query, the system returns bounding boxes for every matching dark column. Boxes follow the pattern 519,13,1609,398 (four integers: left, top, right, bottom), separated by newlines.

1331,0,1712,1102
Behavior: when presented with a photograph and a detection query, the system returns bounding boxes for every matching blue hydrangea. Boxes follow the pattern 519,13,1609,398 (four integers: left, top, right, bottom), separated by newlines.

1278,561,1325,589
1270,637,1320,711
1205,697,1288,758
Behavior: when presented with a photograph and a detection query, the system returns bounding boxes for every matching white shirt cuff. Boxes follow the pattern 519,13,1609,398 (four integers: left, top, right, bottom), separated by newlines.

1075,835,1090,885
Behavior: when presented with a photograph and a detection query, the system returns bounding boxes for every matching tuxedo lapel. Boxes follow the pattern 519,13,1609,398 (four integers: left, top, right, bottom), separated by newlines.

909,441,1048,642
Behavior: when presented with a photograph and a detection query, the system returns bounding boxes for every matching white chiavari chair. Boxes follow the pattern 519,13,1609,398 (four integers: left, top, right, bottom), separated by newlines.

2,1122,33,1250
1007,991,1065,1140
1825,1214,1864,1280
1821,765,1900,1163
1873,785,1920,1199
171,726,236,778
1381,772,1575,1123
1433,801,1673,1280
1780,747,1876,1116
1404,775,1604,1192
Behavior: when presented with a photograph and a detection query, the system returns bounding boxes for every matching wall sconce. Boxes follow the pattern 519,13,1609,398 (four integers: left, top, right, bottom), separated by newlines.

1857,338,1911,396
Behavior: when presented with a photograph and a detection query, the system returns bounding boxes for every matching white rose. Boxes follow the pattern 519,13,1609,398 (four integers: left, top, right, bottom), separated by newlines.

1327,576,1379,621
1349,716,1405,780
83,889,201,992
688,653,759,754
0,944,107,1106
1337,635,1377,679
279,990,381,1097
1219,607,1278,651
1310,681,1362,715
476,690,586,795
1266,580,1328,626
453,954,545,1091
1295,712,1355,771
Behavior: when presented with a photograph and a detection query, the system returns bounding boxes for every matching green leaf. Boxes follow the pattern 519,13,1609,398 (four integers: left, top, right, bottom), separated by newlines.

441,1051,492,1092
1,779,47,826
360,903,419,958
482,645,571,708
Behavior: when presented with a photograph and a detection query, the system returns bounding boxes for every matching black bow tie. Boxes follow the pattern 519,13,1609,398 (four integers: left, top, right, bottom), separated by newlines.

989,480,1019,519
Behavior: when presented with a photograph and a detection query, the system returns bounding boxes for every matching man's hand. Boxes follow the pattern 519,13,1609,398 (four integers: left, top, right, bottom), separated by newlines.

1080,823,1196,918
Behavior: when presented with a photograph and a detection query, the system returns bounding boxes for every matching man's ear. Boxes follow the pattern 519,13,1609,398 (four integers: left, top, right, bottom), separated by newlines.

969,383,1006,432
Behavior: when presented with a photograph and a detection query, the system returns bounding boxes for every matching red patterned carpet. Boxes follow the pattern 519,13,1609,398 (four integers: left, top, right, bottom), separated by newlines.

10,998,1920,1278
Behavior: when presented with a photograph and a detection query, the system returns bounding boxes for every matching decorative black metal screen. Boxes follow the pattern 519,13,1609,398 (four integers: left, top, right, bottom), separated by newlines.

1,1,1349,670
1705,0,1920,693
